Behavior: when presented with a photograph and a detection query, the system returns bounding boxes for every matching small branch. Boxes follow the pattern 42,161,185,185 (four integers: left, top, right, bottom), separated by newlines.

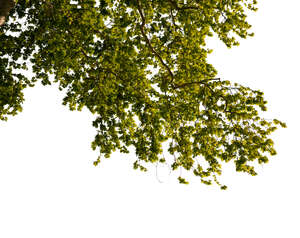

219,10,227,23
66,29,89,58
136,1,175,83
0,0,15,26
206,83,232,113
174,77,232,113
173,78,220,89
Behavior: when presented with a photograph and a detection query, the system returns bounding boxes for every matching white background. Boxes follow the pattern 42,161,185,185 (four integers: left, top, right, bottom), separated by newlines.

1,1,299,237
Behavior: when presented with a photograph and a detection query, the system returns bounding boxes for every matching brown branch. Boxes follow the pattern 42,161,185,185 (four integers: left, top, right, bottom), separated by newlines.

136,1,175,83
173,77,232,113
173,78,221,89
205,84,230,113
0,0,15,26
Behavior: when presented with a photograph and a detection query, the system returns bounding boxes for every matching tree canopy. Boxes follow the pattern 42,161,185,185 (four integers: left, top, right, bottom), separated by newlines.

0,0,285,188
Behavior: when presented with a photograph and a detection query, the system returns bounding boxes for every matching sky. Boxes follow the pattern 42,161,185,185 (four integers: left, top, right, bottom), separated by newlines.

1,1,300,237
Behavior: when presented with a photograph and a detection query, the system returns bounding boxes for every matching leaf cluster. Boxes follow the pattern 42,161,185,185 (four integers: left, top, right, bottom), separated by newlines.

0,0,285,188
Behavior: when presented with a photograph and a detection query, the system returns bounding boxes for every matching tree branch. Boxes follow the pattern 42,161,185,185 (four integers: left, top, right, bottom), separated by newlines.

0,0,15,26
173,78,220,89
136,1,175,84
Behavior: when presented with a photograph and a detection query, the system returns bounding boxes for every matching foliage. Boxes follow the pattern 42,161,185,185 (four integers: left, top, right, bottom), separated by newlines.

0,0,285,188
